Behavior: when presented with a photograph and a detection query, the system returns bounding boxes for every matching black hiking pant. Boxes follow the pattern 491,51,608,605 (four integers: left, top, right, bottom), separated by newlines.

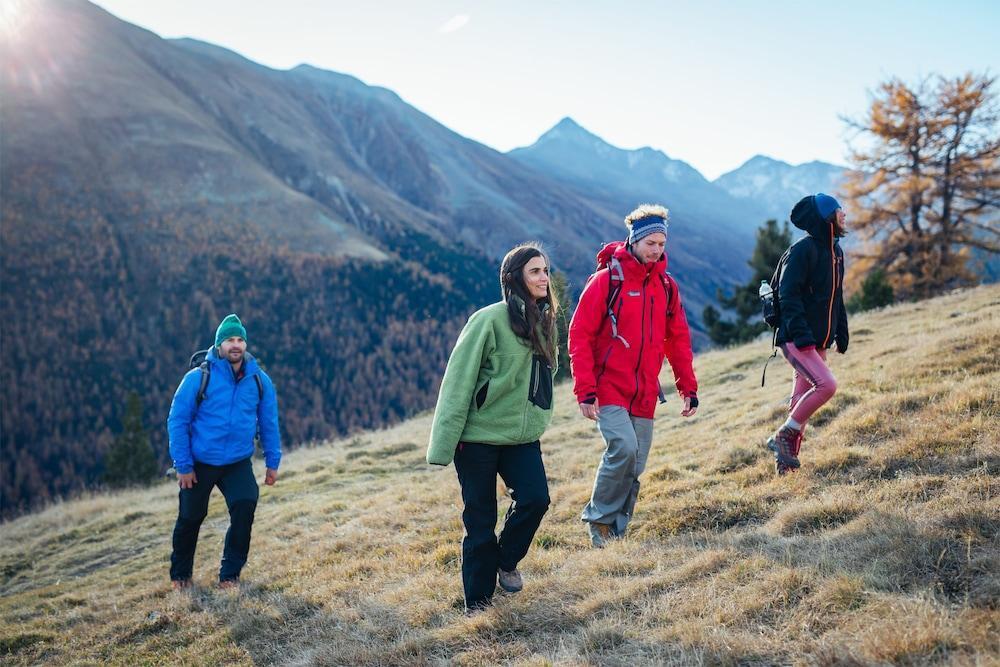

170,457,259,583
453,440,550,609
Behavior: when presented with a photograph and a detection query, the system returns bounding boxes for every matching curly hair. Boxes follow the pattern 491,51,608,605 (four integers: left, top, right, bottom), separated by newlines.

623,203,669,229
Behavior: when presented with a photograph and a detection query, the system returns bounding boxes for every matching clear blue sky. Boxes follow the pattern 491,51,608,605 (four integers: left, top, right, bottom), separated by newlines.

93,0,998,180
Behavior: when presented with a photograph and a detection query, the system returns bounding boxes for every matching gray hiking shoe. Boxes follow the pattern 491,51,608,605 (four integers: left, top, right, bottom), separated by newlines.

497,568,523,593
588,522,614,548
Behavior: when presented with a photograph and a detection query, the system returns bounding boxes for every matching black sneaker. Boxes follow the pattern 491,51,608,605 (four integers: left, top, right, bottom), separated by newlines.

464,600,492,616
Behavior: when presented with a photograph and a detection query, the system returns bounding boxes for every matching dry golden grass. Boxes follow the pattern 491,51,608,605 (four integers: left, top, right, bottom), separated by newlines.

2,286,998,665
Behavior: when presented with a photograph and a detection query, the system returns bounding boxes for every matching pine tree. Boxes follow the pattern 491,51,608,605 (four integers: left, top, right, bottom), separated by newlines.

844,72,1000,299
847,268,894,313
550,270,573,381
104,392,159,488
703,219,793,345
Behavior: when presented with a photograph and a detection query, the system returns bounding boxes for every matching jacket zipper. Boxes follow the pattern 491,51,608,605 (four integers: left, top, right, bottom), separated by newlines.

822,223,835,348
532,357,540,399
628,274,649,414
650,296,655,342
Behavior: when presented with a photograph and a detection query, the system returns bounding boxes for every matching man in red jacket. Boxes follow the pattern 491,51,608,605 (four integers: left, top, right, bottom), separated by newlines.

569,204,699,547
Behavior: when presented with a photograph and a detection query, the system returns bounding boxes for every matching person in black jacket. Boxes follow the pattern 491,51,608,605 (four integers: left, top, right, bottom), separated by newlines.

767,193,849,474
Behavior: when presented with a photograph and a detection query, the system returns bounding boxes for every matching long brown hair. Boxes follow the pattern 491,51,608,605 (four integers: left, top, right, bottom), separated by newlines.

499,243,558,364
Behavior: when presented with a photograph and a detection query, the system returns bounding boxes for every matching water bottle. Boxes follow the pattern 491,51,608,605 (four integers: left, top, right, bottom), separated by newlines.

760,280,778,328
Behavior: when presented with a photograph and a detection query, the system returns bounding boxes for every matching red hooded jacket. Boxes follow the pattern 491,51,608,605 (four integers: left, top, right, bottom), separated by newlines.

568,242,697,419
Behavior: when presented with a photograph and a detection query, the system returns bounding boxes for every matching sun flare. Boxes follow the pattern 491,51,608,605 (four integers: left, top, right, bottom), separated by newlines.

0,0,32,41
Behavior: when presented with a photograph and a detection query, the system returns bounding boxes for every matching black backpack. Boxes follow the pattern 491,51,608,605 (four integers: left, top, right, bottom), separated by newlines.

760,237,821,331
188,349,263,409
759,238,820,386
760,250,788,330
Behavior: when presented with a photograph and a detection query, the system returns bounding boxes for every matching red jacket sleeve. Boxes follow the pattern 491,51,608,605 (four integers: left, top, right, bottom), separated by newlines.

568,271,609,403
663,279,698,397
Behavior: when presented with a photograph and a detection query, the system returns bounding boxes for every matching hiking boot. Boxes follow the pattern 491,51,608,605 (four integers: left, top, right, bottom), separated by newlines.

768,425,801,471
589,522,614,548
767,430,804,457
497,568,523,593
791,428,804,457
217,578,240,590
775,460,798,476
171,578,192,591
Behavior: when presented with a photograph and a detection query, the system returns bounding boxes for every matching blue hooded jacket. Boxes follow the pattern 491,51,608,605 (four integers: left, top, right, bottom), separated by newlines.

167,347,281,474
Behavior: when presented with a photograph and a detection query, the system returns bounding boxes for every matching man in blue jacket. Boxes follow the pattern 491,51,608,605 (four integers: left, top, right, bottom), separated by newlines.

167,314,281,590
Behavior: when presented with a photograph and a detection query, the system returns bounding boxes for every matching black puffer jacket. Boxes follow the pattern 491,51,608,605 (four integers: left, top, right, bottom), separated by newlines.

776,195,848,351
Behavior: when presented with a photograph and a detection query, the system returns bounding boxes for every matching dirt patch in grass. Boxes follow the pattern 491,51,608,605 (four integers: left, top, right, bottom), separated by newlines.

376,442,420,457
0,631,52,655
714,446,764,474
645,465,683,482
772,499,863,536
640,495,776,536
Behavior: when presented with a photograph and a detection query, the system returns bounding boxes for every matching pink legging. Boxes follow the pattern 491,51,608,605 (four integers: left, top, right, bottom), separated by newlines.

780,344,837,424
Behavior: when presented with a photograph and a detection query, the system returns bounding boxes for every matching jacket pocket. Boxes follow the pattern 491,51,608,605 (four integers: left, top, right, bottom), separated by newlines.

475,380,490,409
528,354,552,410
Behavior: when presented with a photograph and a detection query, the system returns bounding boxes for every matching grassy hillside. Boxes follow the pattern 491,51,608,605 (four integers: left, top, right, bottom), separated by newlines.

1,286,997,666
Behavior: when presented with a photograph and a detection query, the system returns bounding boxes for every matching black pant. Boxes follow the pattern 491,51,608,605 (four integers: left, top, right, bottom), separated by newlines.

170,457,259,582
453,440,550,609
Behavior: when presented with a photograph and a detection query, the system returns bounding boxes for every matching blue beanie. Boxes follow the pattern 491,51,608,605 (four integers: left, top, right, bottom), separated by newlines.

628,215,668,244
215,313,247,348
814,193,841,220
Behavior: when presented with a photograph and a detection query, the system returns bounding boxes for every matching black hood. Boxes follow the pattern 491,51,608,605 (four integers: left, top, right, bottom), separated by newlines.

790,195,832,241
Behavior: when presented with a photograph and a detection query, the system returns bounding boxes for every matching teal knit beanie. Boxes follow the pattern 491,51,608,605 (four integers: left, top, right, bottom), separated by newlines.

215,314,247,348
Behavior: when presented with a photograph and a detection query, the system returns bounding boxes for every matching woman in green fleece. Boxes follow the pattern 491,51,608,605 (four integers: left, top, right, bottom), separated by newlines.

427,243,558,612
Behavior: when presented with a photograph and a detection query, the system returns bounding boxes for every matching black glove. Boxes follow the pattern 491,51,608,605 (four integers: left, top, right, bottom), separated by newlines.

836,338,848,354
688,395,699,409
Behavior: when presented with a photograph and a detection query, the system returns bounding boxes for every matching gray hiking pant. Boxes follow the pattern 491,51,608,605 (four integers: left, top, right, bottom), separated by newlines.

580,405,654,535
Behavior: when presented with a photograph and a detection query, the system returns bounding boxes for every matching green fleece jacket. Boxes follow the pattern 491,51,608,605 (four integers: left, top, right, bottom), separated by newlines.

427,301,555,466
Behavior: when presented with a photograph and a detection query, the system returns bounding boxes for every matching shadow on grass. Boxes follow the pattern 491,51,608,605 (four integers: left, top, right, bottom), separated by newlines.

735,509,1000,606
196,583,427,665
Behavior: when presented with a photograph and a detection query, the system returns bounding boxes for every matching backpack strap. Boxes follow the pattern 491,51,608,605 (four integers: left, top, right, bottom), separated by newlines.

604,256,631,349
254,374,264,402
195,362,211,406
760,330,778,387
656,271,681,404
660,271,677,317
